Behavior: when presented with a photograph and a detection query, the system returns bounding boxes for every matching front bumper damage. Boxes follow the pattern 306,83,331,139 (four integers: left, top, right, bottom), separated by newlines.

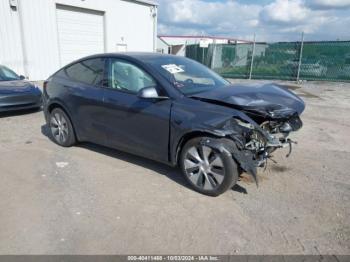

200,114,302,185
201,137,260,183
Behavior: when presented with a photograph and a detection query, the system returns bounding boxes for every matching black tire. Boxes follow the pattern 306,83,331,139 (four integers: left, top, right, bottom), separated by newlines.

180,136,239,196
49,108,76,147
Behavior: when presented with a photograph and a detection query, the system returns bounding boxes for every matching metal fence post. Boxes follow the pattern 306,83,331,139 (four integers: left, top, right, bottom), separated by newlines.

210,42,216,69
296,32,304,82
201,40,205,64
249,33,256,80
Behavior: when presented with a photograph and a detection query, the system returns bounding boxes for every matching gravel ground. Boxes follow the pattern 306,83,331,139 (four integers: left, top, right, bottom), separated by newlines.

0,80,349,255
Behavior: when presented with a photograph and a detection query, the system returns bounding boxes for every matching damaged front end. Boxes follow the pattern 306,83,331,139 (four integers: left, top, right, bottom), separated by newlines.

201,111,303,185
186,83,305,184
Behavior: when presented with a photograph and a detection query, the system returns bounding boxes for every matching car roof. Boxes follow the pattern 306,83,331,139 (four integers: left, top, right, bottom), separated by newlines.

80,52,179,62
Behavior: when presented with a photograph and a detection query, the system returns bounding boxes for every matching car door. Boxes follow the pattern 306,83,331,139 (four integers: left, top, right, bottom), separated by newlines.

59,58,107,144
102,58,172,163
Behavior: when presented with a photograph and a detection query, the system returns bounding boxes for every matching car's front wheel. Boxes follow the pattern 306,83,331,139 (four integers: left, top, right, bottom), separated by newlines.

180,137,239,196
49,108,76,147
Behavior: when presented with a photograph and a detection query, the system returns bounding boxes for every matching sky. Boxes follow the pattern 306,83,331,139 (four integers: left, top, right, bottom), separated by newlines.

156,0,350,42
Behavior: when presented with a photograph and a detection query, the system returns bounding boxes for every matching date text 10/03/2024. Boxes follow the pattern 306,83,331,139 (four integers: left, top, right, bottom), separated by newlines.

127,256,219,261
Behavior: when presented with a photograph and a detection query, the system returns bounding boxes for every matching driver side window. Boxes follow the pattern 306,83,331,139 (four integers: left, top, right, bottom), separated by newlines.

107,59,156,94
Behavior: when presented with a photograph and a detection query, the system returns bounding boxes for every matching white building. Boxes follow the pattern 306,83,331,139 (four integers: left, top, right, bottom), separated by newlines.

0,0,157,80
157,35,250,56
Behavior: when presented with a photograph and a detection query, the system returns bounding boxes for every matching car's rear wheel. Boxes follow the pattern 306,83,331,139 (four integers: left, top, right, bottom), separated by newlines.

49,108,76,147
180,137,239,196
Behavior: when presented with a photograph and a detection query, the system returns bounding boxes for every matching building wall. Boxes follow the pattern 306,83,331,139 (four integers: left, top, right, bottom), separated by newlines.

0,0,25,75
156,38,169,54
159,37,231,47
0,0,156,80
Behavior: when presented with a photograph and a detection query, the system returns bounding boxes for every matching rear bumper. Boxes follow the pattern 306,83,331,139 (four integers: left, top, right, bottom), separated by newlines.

0,92,42,112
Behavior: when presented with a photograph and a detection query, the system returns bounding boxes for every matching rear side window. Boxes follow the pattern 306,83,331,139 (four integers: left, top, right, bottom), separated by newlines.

58,58,105,86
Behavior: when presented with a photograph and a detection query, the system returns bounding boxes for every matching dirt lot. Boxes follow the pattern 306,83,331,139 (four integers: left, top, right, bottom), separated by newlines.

0,80,349,255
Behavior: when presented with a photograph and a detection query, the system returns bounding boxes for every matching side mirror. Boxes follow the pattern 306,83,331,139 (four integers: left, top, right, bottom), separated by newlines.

137,86,168,100
19,75,26,80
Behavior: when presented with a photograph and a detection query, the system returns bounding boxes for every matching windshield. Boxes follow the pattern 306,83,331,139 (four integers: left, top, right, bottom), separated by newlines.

0,66,20,81
145,56,230,95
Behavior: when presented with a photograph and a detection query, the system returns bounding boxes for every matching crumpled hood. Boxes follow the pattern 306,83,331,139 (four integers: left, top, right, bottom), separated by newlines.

0,80,34,94
191,83,305,119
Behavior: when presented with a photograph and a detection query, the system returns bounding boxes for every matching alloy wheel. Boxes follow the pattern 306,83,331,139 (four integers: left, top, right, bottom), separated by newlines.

183,145,225,190
50,112,69,144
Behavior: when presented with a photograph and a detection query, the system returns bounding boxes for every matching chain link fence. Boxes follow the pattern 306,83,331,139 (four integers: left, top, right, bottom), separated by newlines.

185,40,350,82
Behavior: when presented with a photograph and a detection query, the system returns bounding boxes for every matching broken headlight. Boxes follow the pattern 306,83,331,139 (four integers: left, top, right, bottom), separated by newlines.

267,107,295,119
279,122,293,133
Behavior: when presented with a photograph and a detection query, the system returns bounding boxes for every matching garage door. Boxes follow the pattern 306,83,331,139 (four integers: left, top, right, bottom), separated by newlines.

56,5,105,66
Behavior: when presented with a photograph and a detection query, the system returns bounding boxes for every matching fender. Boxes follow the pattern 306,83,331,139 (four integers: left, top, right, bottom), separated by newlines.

200,137,259,185
171,128,228,166
44,98,82,141
171,129,259,185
